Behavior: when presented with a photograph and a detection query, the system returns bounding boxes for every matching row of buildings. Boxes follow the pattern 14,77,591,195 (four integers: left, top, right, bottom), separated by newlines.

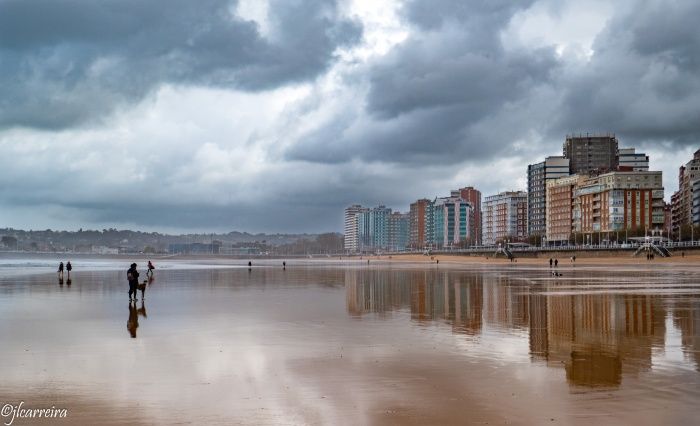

528,134,665,244
530,136,700,244
345,133,698,252
344,187,481,252
670,149,700,234
345,185,529,251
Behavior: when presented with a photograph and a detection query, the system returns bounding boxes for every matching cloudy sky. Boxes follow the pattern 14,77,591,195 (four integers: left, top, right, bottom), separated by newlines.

1,0,699,234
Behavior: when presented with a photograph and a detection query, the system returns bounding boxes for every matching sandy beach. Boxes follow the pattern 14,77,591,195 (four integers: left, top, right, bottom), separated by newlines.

358,251,700,266
0,256,698,425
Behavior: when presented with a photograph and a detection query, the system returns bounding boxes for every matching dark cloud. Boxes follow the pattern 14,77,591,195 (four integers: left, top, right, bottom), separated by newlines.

2,0,700,233
288,0,557,165
402,0,535,35
552,0,700,147
291,0,700,173
0,0,361,129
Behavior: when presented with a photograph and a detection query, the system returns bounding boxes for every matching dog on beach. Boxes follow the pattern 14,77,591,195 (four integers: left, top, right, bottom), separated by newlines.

137,280,148,299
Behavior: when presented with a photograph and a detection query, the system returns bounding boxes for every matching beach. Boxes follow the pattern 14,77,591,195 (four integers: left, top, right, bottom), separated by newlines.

366,251,700,266
0,255,699,425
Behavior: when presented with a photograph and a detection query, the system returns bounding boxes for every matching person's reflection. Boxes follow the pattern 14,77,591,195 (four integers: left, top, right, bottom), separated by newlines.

66,278,72,286
58,277,63,286
127,302,138,338
127,301,147,338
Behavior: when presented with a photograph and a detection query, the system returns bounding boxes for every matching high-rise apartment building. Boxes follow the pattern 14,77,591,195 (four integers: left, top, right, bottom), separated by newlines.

358,205,392,251
388,212,409,251
671,149,700,232
456,187,482,244
618,148,649,171
433,195,472,248
671,190,684,233
528,156,570,237
563,134,618,174
344,205,367,252
546,175,583,243
693,180,700,225
482,191,528,246
409,199,432,249
575,171,664,234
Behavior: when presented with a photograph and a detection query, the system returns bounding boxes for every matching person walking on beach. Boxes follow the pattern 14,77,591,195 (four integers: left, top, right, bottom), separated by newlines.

58,262,64,279
66,261,72,278
554,258,558,268
282,261,286,270
549,258,553,268
147,260,155,277
127,263,140,301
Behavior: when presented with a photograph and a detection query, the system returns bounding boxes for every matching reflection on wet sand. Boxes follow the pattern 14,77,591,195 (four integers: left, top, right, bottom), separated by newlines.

127,301,147,338
674,298,700,371
2,263,700,425
345,268,700,387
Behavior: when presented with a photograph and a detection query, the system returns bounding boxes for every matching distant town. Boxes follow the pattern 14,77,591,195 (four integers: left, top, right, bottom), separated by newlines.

345,134,700,253
0,228,343,256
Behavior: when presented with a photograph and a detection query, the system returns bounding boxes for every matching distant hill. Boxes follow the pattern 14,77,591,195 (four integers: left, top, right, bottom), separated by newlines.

0,228,343,254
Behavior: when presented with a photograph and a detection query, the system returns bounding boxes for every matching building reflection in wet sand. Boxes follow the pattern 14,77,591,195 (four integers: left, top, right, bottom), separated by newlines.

345,268,700,387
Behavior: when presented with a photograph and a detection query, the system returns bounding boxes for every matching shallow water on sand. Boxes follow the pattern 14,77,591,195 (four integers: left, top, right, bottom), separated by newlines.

1,259,699,425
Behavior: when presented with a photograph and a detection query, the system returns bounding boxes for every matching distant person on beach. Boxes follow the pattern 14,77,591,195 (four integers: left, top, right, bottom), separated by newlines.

554,259,558,267
248,261,252,269
66,261,72,277
127,263,140,301
549,258,553,268
58,262,64,279
147,260,155,277
283,261,286,270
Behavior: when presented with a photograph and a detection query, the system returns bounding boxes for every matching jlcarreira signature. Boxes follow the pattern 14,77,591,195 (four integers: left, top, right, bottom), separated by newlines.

1,402,67,425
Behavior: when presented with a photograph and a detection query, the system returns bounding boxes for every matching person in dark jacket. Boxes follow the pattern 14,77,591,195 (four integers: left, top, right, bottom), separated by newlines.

66,261,72,278
127,263,140,301
58,262,64,279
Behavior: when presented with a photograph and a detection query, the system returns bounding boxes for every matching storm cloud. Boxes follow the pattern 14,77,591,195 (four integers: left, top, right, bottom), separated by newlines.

1,0,699,233
0,0,361,129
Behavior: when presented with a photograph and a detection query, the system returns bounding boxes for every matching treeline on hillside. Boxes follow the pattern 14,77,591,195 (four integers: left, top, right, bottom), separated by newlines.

0,227,341,253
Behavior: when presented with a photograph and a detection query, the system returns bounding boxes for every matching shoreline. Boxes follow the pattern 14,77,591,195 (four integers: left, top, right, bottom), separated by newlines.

355,252,700,266
2,251,700,272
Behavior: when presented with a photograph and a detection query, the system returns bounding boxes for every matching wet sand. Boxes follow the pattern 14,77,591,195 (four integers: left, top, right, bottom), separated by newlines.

1,260,699,425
